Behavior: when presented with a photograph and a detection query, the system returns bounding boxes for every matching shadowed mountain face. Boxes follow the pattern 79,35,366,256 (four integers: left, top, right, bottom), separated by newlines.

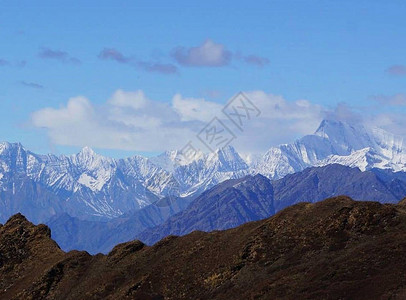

137,164,406,245
137,174,274,245
46,174,273,254
2,197,406,299
46,195,191,254
273,164,406,211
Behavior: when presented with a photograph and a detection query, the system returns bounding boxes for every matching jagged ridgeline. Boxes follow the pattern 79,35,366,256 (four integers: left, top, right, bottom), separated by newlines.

1,119,406,224
2,197,406,299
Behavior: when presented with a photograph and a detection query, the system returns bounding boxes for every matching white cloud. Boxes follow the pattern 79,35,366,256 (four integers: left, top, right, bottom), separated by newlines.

32,96,94,125
171,39,232,67
172,94,223,122
108,89,148,110
366,112,406,137
31,92,201,152
31,97,119,148
229,91,325,152
371,94,406,106
32,90,379,154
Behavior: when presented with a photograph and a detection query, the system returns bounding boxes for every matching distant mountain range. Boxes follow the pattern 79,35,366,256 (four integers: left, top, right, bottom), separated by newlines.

47,195,191,254
137,164,406,246
0,142,248,223
1,119,406,224
47,164,406,253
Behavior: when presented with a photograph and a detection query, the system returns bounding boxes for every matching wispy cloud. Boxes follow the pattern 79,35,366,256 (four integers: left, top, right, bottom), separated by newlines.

242,55,269,67
38,48,81,64
16,60,27,68
171,39,269,68
0,59,26,67
0,59,10,66
19,81,44,89
136,61,178,74
99,41,268,72
98,48,178,74
386,65,406,76
98,48,132,64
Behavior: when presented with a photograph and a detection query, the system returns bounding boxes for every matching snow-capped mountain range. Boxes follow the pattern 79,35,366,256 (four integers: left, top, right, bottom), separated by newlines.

1,119,406,222
253,119,406,178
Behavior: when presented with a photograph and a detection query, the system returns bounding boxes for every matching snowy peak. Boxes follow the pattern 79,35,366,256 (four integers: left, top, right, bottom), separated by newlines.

314,119,351,138
214,145,240,160
207,145,248,171
73,146,115,171
0,142,25,156
0,142,31,174
79,146,96,157
311,118,404,159
314,119,371,155
314,119,406,155
75,146,105,164
150,148,205,172
152,146,248,173
254,119,406,179
0,141,12,155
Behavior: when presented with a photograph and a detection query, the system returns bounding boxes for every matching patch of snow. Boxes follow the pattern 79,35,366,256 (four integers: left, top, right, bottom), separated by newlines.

78,173,107,192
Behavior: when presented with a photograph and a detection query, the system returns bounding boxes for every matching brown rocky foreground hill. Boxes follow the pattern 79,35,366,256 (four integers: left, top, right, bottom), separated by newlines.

2,196,406,299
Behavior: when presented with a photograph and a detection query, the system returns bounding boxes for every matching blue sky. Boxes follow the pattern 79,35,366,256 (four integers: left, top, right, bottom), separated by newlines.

1,1,406,157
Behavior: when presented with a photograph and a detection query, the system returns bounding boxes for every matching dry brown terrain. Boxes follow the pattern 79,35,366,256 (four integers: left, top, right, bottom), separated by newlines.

2,196,406,299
